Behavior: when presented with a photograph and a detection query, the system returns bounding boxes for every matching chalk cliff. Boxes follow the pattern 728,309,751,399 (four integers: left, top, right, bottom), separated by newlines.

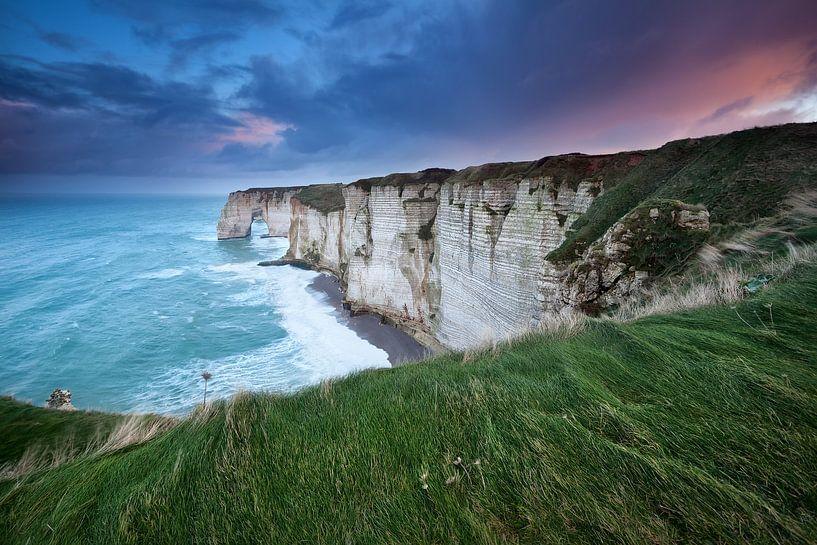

218,156,644,349
217,123,817,350
217,187,302,239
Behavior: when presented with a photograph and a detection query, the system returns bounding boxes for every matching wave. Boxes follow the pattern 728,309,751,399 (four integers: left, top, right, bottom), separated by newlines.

131,337,304,414
137,268,185,280
135,260,392,413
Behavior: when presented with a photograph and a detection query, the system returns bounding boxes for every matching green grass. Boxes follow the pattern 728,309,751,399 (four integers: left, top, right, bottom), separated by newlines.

0,398,124,468
353,168,456,189
549,122,817,262
294,183,346,213
2,261,816,543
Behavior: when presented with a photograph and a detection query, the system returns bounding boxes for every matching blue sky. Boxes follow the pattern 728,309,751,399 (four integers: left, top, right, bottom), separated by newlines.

1,0,816,193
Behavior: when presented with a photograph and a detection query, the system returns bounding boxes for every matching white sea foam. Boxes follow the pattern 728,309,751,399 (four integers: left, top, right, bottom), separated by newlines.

131,260,391,413
132,337,304,413
138,268,185,280
209,260,390,378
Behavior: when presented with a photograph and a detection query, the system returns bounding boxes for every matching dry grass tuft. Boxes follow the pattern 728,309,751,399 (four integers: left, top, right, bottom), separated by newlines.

701,190,817,268
614,268,744,321
537,310,588,339
615,242,817,322
0,414,176,480
95,415,176,455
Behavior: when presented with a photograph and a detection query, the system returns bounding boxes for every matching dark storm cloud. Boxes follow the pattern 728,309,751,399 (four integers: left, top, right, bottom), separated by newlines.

0,56,245,175
237,0,817,161
1,0,817,186
92,0,282,28
37,31,87,52
0,57,237,128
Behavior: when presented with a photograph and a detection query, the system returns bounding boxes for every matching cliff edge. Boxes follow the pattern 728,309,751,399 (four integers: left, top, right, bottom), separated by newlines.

217,122,817,349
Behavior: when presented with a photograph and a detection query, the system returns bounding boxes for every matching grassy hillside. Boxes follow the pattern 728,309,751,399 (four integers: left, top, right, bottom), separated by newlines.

549,122,817,262
0,399,124,469
2,257,816,543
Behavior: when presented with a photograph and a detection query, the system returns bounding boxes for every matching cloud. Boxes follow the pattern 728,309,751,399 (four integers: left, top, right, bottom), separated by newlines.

330,2,393,29
2,0,817,187
37,31,88,52
0,57,237,127
236,0,817,165
700,97,755,123
168,31,242,69
92,0,281,28
0,56,287,176
99,0,283,72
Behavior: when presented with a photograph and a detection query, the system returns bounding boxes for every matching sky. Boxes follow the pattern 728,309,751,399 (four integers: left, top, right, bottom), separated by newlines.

1,0,816,194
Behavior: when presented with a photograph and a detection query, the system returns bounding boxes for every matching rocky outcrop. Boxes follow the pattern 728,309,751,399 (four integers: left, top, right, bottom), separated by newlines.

548,200,710,314
46,388,75,411
217,187,302,239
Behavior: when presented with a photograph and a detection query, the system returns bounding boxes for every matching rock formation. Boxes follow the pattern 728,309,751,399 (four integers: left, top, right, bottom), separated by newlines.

46,388,75,411
551,200,710,314
218,122,817,350
218,156,648,349
217,187,302,239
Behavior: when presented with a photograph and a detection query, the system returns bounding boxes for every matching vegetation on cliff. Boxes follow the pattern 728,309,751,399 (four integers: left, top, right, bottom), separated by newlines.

548,123,817,263
354,168,456,189
2,249,816,543
294,183,346,213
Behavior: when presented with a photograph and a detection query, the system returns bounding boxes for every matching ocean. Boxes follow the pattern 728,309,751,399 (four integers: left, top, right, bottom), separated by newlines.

0,194,392,414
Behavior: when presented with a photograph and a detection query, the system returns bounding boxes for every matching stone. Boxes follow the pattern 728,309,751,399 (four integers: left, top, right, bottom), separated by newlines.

556,201,710,314
46,388,75,411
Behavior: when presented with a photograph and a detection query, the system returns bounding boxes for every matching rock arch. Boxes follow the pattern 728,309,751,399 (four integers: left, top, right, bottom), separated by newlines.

217,187,302,239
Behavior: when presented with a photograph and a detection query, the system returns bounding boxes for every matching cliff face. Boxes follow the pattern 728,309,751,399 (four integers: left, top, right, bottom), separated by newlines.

342,181,443,346
216,122,817,350
217,159,640,349
217,188,301,239
432,177,599,348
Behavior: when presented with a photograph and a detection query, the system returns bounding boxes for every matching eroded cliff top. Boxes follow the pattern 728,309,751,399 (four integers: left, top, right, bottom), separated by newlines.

444,152,646,188
352,168,457,189
292,184,345,214
238,186,305,195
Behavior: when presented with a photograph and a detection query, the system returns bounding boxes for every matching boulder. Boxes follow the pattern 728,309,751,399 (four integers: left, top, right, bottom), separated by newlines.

46,388,76,411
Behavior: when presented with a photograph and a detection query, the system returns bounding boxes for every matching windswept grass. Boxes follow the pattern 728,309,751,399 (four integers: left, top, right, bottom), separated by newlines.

2,258,817,543
549,122,817,262
0,402,174,481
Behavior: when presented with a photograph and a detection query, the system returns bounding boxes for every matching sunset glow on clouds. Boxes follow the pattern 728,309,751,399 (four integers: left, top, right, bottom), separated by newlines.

219,114,291,147
0,0,816,192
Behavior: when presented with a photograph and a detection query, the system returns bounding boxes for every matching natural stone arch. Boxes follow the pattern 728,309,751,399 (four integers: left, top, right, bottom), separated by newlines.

217,187,303,239
250,213,271,237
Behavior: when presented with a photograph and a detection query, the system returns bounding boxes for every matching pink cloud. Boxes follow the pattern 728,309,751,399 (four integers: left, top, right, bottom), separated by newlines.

216,113,292,148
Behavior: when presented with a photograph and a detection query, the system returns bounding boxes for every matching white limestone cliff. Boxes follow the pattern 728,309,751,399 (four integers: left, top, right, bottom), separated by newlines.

217,187,302,239
216,157,649,350
432,177,598,349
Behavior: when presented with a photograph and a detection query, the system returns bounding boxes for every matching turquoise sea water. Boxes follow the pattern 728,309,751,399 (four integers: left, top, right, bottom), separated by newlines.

0,195,390,414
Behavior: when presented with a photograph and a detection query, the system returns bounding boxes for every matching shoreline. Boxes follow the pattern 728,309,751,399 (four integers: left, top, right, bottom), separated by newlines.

306,273,431,365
